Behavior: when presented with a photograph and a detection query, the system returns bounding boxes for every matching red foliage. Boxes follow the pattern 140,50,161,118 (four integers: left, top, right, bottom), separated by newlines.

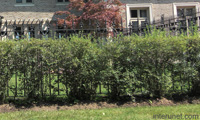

56,0,124,28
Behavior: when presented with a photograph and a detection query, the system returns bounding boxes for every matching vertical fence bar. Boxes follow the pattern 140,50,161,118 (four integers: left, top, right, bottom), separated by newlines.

41,58,43,98
57,67,60,96
180,74,183,93
49,67,51,96
99,82,101,94
140,74,143,94
90,80,92,93
168,19,171,35
121,17,123,30
105,19,107,38
187,61,190,92
171,65,175,91
6,76,9,97
65,71,68,96
6,62,9,97
15,68,18,99
24,70,26,97
111,19,115,37
23,57,26,97
107,83,110,95
188,77,190,92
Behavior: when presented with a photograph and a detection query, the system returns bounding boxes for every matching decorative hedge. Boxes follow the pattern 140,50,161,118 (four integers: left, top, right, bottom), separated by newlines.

0,31,200,103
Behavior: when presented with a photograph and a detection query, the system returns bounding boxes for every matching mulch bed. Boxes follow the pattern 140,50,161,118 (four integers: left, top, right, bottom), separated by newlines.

0,97,200,113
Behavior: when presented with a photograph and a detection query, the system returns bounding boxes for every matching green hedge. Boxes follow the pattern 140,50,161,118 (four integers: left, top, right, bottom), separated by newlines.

0,32,200,102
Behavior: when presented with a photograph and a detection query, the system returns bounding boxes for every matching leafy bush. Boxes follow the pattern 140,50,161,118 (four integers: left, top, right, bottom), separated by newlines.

0,31,200,103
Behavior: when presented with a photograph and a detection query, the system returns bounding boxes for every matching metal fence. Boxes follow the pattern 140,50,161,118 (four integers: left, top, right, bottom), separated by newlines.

0,19,126,40
0,13,200,41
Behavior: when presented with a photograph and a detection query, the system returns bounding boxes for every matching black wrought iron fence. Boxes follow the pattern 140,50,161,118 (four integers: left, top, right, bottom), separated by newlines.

0,19,127,40
0,14,199,41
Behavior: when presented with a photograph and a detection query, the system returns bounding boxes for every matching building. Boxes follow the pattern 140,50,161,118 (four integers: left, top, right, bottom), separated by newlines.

0,0,200,39
124,0,200,28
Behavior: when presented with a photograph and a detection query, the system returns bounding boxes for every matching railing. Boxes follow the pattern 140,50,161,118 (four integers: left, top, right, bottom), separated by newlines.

0,13,200,41
0,19,127,40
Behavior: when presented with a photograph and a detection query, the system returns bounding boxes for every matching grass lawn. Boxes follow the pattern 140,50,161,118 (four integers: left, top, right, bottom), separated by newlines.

0,104,200,120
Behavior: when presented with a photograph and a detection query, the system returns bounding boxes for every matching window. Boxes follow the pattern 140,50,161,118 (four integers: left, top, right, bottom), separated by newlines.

175,6,197,33
26,0,32,3
130,8,149,31
84,0,88,2
57,0,69,2
130,9,147,18
131,10,137,18
140,10,147,17
56,0,69,5
16,0,22,3
15,0,34,6
57,0,88,2
16,0,33,3
173,3,199,18
126,4,153,28
177,7,195,17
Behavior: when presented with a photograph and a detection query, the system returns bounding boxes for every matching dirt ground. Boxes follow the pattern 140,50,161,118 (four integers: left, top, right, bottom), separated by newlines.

0,97,200,113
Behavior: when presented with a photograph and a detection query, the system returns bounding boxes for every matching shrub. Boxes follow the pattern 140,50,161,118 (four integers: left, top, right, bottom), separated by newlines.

0,31,200,102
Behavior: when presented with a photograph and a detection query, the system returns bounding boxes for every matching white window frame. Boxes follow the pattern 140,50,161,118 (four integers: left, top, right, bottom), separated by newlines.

173,2,199,18
126,4,153,28
15,0,34,7
177,7,195,17
56,0,69,6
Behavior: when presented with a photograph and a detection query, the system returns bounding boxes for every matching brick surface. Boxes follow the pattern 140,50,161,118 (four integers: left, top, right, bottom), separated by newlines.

0,0,69,21
0,0,199,24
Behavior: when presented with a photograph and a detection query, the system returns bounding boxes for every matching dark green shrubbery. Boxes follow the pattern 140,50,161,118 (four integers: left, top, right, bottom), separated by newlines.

1,31,200,103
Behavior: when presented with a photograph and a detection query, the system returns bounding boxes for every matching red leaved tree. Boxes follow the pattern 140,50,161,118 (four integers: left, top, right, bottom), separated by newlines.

56,0,124,29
